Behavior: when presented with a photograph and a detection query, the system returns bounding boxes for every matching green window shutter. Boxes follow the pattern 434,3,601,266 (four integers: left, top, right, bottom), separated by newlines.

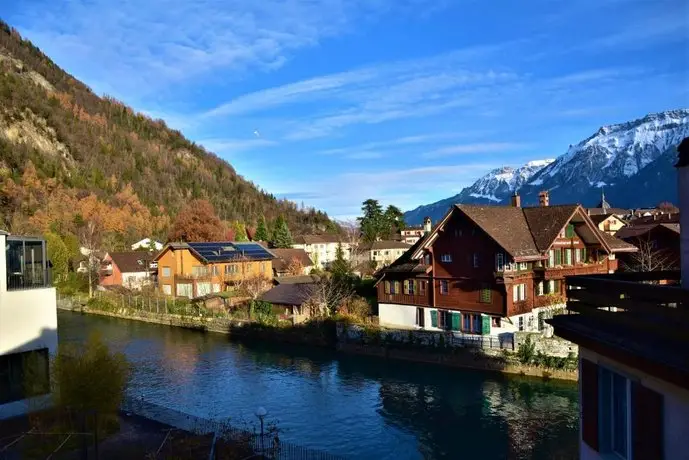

554,248,562,265
430,310,438,327
582,247,587,263
451,312,461,331
565,224,575,238
481,315,491,335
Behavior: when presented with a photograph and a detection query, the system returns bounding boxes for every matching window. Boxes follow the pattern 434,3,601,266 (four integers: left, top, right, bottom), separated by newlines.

554,248,562,266
0,349,50,405
473,315,480,333
463,313,471,331
211,265,219,276
440,280,449,295
260,262,266,272
384,281,391,294
162,266,171,277
518,316,524,331
491,316,501,328
419,280,427,295
581,247,588,263
472,253,479,268
162,284,172,295
565,224,575,238
548,250,555,267
564,249,572,265
495,253,505,271
192,265,208,276
575,248,581,264
403,280,416,295
547,279,556,294
513,283,526,302
479,285,491,303
416,308,425,327
176,283,193,298
225,264,238,275
441,254,452,263
423,253,431,265
599,367,630,458
537,281,544,296
519,262,528,271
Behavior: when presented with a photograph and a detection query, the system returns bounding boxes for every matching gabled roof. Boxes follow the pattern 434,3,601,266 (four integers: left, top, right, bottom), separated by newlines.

589,213,625,225
522,205,579,252
615,223,681,240
107,252,153,273
410,203,632,265
259,283,316,306
456,205,541,258
360,240,413,251
378,233,431,277
270,248,314,272
154,241,274,263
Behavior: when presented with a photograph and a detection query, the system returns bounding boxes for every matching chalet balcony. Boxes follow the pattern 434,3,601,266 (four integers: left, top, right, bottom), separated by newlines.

174,273,213,283
553,270,688,387
534,259,618,279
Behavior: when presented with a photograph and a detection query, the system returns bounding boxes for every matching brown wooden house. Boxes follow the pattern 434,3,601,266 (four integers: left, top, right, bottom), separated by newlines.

376,192,637,335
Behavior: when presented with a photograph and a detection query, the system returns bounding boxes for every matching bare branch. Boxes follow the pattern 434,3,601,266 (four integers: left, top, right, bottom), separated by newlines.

622,234,673,272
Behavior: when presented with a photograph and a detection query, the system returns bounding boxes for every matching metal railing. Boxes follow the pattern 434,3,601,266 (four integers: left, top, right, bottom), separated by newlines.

6,268,52,291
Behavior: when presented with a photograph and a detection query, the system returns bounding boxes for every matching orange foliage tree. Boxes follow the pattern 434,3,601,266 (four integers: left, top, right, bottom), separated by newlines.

168,199,224,242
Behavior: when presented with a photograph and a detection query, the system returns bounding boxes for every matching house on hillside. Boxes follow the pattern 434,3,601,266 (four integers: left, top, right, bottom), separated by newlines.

355,240,413,272
154,242,274,298
100,252,155,290
131,238,164,252
615,222,681,271
270,248,314,276
0,231,57,419
292,235,351,269
589,213,627,235
547,139,689,460
376,191,636,335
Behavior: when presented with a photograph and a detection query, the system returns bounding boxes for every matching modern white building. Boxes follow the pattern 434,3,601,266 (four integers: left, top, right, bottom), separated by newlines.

0,231,57,419
292,235,351,269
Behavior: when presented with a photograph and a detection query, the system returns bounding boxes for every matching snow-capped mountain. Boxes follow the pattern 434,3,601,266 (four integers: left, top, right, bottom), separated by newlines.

404,159,554,224
404,109,689,225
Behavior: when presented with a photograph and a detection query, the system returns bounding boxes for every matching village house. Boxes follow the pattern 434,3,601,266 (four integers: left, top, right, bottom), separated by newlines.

292,235,351,269
355,240,413,272
589,213,627,236
100,251,155,290
400,223,426,245
0,231,57,419
615,222,681,271
269,248,314,276
548,139,689,460
154,241,274,298
259,281,317,324
376,191,636,336
586,191,629,217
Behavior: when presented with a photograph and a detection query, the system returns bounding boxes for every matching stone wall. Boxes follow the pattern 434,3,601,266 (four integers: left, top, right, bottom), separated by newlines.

513,331,578,358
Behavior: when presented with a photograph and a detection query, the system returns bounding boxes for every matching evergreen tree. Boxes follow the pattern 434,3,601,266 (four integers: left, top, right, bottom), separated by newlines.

271,215,294,248
330,242,351,279
358,199,384,243
254,215,270,241
383,205,406,239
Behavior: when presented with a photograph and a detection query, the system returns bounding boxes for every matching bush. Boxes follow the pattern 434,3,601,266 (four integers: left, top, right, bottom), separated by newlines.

250,300,277,326
516,335,536,365
340,296,371,321
52,332,130,434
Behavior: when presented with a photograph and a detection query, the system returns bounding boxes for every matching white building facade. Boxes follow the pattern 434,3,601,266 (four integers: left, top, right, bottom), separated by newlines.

292,235,351,269
0,232,57,419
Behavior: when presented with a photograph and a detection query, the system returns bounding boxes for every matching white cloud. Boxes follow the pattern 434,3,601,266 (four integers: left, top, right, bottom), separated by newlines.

196,138,278,155
14,0,442,99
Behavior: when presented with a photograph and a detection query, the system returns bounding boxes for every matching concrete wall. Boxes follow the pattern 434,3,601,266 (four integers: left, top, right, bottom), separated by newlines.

379,302,418,328
579,348,689,460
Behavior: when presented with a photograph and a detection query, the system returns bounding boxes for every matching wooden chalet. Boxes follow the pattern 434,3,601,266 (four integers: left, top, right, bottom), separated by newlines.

376,191,636,335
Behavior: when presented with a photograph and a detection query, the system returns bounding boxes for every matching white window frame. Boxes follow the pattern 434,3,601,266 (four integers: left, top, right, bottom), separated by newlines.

441,254,452,263
513,283,526,302
519,262,527,271
548,250,555,267
564,248,572,265
495,253,504,271
537,281,544,296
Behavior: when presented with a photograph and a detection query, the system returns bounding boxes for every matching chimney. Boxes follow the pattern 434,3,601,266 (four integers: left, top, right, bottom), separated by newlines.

676,137,689,289
538,190,550,207
511,192,521,208
423,217,432,235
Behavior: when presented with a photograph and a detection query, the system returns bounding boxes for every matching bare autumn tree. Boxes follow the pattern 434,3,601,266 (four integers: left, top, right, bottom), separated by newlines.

623,235,674,272
168,199,224,242
286,257,305,276
302,275,354,317
79,220,102,298
234,256,272,300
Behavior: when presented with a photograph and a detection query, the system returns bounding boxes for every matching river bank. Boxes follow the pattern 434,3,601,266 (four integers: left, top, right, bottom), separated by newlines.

58,297,577,381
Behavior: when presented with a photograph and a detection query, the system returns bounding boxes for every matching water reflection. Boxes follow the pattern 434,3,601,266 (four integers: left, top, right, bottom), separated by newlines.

58,312,578,460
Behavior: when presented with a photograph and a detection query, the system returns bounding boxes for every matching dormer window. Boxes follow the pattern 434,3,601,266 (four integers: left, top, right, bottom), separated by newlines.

441,254,452,263
423,253,431,265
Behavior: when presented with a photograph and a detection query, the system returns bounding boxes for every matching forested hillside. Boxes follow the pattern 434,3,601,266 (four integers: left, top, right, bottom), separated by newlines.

0,20,334,251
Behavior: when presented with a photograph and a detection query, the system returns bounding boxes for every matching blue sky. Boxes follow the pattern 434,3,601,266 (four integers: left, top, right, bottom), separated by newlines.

4,0,689,219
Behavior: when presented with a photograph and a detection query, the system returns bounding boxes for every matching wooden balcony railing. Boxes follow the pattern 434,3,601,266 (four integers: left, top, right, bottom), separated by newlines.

539,260,617,279
564,271,687,342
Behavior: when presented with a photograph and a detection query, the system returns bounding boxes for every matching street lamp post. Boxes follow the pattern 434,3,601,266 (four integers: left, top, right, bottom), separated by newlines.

255,406,268,454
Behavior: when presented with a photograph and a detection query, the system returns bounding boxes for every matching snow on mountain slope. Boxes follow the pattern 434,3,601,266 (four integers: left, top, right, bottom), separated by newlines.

404,109,689,225
404,159,554,224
